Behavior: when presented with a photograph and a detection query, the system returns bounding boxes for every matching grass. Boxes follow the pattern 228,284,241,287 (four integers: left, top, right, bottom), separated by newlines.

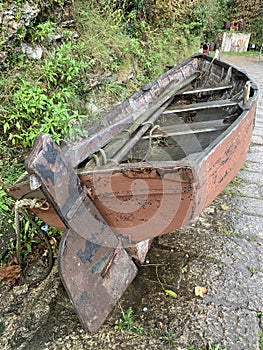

115,306,176,345
221,186,238,196
218,227,235,236
247,266,262,274
115,306,144,334
221,175,250,196
115,307,230,348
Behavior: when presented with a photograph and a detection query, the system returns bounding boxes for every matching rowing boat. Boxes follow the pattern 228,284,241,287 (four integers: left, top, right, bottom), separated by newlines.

7,53,258,332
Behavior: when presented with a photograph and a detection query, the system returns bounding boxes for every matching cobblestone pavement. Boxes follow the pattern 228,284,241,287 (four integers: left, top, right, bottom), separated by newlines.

0,55,262,350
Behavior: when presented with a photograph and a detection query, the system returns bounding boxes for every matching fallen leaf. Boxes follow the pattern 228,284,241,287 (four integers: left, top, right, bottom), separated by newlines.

0,263,21,283
49,237,57,245
221,203,229,211
194,286,207,298
165,289,177,298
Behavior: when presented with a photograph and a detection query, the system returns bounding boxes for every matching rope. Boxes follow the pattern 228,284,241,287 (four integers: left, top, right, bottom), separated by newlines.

14,199,53,284
141,121,154,127
106,158,119,165
98,148,107,165
122,129,132,137
142,125,160,162
90,154,100,166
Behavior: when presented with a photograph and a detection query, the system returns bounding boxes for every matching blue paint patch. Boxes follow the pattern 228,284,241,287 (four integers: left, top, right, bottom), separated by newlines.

91,256,109,275
77,240,101,263
76,291,88,305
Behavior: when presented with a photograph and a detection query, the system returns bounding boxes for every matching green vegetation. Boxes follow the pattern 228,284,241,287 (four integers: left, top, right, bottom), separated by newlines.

115,305,176,345
181,265,188,274
115,306,144,334
221,175,249,196
115,307,228,348
259,329,263,350
247,266,262,274
218,225,234,236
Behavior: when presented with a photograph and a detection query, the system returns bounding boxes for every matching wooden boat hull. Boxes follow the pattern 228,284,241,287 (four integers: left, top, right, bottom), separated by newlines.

6,53,258,333
78,99,256,243
7,54,258,244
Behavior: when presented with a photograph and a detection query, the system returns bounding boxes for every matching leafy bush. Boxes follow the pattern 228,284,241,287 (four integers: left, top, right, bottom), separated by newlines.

3,79,87,146
1,41,93,146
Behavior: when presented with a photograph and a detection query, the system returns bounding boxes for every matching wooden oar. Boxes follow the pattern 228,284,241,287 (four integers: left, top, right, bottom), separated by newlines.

162,99,238,114
142,119,229,138
177,84,233,95
110,74,201,164
64,72,200,168
25,134,137,333
83,80,193,168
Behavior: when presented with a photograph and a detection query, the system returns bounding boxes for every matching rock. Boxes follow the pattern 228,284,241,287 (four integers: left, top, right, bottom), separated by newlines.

21,43,43,59
0,2,40,41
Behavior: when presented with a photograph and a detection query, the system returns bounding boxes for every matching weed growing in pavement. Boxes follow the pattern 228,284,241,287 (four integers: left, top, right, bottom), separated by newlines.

115,306,144,334
247,266,262,274
229,176,242,186
218,227,235,236
246,235,259,242
149,327,176,346
221,186,239,196
115,305,176,345
221,175,250,196
181,265,188,274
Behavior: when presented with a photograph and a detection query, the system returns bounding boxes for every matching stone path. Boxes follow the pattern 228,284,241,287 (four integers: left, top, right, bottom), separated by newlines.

0,55,262,350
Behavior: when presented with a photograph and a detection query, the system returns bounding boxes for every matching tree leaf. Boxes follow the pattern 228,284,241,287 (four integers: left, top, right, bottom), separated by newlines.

194,286,207,298
0,263,21,282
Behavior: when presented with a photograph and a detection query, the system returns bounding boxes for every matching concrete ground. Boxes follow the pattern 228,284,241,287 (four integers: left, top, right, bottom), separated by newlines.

0,55,262,350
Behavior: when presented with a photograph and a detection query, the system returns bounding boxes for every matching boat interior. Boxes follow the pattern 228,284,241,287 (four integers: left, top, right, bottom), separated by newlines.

80,69,250,170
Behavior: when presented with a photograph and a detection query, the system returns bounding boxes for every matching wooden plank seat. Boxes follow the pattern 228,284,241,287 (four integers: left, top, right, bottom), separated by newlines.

162,99,239,114
142,119,229,139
